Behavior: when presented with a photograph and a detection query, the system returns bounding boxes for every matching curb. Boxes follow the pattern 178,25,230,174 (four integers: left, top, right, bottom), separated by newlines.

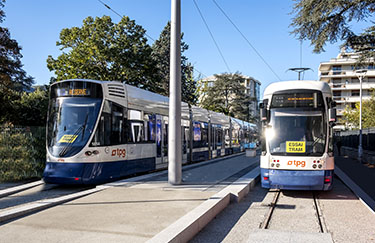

0,180,44,198
335,166,375,214
147,167,260,243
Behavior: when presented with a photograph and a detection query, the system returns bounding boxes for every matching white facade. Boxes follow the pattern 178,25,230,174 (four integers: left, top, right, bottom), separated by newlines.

198,74,261,121
319,51,375,130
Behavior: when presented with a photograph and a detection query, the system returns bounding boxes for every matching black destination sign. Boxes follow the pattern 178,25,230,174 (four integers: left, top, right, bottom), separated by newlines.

271,91,323,108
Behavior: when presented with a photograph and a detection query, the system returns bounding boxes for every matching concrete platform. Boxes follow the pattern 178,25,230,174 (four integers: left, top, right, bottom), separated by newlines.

0,154,260,243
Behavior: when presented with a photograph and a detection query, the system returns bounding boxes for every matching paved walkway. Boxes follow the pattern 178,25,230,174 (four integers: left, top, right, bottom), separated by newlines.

334,154,375,210
0,154,259,243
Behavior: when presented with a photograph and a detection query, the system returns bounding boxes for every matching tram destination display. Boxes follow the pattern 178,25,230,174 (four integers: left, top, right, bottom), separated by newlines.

271,91,323,108
51,81,103,98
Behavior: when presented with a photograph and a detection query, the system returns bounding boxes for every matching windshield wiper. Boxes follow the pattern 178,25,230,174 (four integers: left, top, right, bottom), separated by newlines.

81,113,89,141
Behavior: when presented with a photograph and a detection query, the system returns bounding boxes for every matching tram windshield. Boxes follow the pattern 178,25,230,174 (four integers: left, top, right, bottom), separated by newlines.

267,109,326,156
47,97,102,158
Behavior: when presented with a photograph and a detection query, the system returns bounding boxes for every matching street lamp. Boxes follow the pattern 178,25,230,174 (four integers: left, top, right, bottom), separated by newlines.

355,69,367,162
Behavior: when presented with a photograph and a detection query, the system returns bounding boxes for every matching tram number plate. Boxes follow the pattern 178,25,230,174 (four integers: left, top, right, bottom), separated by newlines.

58,135,78,143
286,141,305,153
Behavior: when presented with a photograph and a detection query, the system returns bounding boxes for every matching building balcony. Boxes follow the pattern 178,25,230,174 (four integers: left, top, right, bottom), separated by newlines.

320,70,347,76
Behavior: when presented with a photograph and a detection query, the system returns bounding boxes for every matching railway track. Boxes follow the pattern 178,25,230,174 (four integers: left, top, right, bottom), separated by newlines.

260,189,327,233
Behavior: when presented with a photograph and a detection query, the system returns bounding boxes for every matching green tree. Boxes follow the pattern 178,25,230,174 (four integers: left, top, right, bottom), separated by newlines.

152,22,197,104
342,94,375,129
16,87,49,126
291,0,375,57
0,0,34,123
200,73,252,121
47,16,159,90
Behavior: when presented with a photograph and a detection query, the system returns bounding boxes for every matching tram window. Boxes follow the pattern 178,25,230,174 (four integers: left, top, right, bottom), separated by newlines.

111,104,124,145
145,114,156,142
217,129,223,146
201,125,208,146
193,122,201,142
128,121,145,143
91,100,127,147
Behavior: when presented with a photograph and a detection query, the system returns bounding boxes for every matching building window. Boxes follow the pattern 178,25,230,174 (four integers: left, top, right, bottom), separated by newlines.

351,90,360,96
333,91,341,97
332,66,341,75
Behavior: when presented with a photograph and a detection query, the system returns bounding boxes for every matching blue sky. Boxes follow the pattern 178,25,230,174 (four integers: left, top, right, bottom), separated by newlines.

2,0,365,95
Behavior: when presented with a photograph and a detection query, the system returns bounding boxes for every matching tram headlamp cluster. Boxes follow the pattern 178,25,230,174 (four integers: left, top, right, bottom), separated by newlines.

312,160,324,169
270,159,280,168
85,150,99,156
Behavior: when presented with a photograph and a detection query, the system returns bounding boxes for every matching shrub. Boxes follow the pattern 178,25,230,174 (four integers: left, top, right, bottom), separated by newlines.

0,124,46,182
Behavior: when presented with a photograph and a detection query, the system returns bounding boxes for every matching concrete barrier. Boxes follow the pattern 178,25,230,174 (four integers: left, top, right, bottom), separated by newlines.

148,167,260,243
246,149,256,157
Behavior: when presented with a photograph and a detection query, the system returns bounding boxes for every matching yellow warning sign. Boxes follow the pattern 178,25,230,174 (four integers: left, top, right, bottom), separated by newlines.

58,135,78,143
286,141,305,153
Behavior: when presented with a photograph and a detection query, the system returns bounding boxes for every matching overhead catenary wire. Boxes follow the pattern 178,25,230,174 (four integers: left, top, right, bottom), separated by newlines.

192,0,231,73
98,0,209,81
212,0,282,81
193,66,208,78
97,0,155,41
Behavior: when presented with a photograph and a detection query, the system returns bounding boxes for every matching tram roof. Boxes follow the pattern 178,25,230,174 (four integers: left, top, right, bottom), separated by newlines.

263,80,332,97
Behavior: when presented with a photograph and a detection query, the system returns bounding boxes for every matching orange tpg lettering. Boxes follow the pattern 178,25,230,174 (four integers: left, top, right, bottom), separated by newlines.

287,160,306,167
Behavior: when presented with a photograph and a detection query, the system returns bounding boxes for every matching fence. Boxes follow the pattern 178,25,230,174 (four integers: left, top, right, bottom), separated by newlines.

0,125,46,182
335,128,375,151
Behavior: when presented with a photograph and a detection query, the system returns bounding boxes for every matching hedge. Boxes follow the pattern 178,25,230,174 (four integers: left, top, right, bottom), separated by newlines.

0,124,46,182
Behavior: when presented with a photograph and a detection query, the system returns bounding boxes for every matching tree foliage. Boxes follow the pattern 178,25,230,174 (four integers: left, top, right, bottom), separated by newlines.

342,94,375,129
0,0,34,91
47,16,160,91
291,0,375,55
152,22,197,104
0,87,49,126
0,0,37,125
200,73,252,121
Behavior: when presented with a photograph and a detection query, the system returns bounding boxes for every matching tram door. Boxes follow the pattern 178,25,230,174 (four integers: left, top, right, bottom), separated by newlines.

156,115,163,165
212,126,217,158
182,123,189,163
162,117,168,163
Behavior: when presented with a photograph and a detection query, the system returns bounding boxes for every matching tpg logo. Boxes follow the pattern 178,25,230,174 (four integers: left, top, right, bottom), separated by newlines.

287,160,306,167
112,148,126,158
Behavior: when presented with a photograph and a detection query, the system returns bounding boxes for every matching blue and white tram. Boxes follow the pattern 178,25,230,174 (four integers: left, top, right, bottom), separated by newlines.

259,81,336,190
43,79,256,184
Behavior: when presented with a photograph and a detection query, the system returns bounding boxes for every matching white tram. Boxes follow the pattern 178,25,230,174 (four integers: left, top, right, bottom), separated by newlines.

43,79,256,184
259,81,336,190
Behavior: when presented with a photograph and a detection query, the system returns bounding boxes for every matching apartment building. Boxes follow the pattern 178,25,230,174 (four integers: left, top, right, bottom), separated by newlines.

198,74,261,121
319,51,375,130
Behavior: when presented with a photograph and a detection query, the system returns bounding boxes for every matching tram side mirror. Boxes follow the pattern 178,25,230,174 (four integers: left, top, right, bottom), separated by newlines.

329,108,337,124
259,103,268,124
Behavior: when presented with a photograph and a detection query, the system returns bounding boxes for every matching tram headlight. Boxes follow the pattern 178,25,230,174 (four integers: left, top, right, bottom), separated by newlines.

312,164,317,169
85,151,93,156
265,127,275,140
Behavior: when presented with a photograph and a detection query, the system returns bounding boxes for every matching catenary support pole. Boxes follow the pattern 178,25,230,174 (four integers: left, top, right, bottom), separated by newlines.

168,0,182,185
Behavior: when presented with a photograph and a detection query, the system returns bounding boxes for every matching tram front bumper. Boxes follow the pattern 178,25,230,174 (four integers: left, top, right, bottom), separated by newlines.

261,169,333,191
